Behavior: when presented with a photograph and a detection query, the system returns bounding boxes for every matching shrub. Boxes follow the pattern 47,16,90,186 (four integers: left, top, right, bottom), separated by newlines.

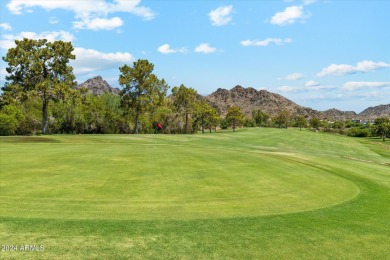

347,127,371,137
0,114,18,135
220,118,229,129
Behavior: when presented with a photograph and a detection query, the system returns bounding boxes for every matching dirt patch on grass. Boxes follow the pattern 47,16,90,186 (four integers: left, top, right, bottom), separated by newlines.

0,136,60,143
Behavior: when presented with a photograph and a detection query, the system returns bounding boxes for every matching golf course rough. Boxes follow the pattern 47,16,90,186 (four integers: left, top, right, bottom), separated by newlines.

1,128,389,259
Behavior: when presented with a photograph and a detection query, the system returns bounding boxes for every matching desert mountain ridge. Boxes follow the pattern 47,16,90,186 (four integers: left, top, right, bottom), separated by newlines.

76,76,389,120
75,76,120,96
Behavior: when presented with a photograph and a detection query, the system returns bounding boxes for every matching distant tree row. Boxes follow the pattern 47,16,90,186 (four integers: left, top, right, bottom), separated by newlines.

1,38,389,141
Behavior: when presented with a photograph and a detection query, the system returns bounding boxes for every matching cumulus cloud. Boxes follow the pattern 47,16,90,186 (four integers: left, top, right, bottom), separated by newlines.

278,86,297,92
241,38,292,47
71,47,134,75
317,60,390,77
73,17,124,30
0,30,75,50
281,73,304,81
342,81,390,91
0,31,132,76
270,6,308,25
209,5,233,26
157,44,186,54
0,23,12,31
305,80,320,87
6,0,155,31
278,82,336,93
194,43,217,54
158,44,176,54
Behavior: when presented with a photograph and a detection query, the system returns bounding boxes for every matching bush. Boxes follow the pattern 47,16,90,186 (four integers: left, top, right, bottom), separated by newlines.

220,118,229,129
0,114,18,135
0,105,25,135
347,127,371,137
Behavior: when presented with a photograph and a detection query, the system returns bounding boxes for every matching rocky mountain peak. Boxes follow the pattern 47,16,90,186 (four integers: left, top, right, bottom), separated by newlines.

359,104,390,119
205,86,320,118
76,76,120,95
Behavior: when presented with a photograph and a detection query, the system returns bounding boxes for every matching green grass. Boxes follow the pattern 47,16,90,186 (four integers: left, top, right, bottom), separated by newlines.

0,128,389,259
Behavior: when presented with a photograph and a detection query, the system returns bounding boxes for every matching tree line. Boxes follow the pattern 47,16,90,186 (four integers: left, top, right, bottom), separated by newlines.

0,38,389,140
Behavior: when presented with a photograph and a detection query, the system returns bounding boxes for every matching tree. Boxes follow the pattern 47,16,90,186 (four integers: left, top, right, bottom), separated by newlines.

373,117,390,141
295,115,307,131
119,59,168,134
206,109,220,133
252,109,269,127
2,38,76,134
193,101,220,133
275,110,291,129
194,100,214,134
171,84,197,133
226,106,245,132
309,117,322,131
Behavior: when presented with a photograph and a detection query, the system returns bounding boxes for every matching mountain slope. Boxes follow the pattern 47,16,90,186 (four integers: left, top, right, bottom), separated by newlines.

359,104,390,119
204,85,319,118
75,76,120,95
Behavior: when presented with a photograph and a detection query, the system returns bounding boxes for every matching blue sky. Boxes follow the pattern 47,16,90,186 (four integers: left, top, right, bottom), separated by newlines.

1,0,389,113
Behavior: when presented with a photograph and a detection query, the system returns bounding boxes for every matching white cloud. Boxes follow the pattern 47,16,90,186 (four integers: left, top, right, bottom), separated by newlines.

342,81,390,91
270,6,308,25
73,17,123,30
158,44,176,54
49,16,59,24
317,60,390,77
241,38,292,47
305,80,320,87
278,86,298,92
302,0,316,5
281,73,304,81
6,0,155,31
0,31,131,77
71,47,134,75
278,82,336,93
209,5,233,26
157,44,186,54
0,23,12,31
0,30,75,50
194,43,217,54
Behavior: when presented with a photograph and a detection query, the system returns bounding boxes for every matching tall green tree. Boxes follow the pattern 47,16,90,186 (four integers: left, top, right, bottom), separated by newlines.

309,117,322,131
252,109,269,127
226,106,245,132
2,38,76,134
193,100,220,134
295,115,307,131
373,117,390,141
194,100,211,134
171,84,197,134
119,59,168,134
275,110,291,129
206,108,221,133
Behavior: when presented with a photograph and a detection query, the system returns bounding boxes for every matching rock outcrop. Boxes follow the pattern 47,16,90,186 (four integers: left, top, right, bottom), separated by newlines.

359,104,390,119
205,85,319,118
76,76,120,95
322,109,357,121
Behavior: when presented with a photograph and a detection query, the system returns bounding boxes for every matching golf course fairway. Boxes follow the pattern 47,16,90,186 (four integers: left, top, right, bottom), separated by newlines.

1,128,389,259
